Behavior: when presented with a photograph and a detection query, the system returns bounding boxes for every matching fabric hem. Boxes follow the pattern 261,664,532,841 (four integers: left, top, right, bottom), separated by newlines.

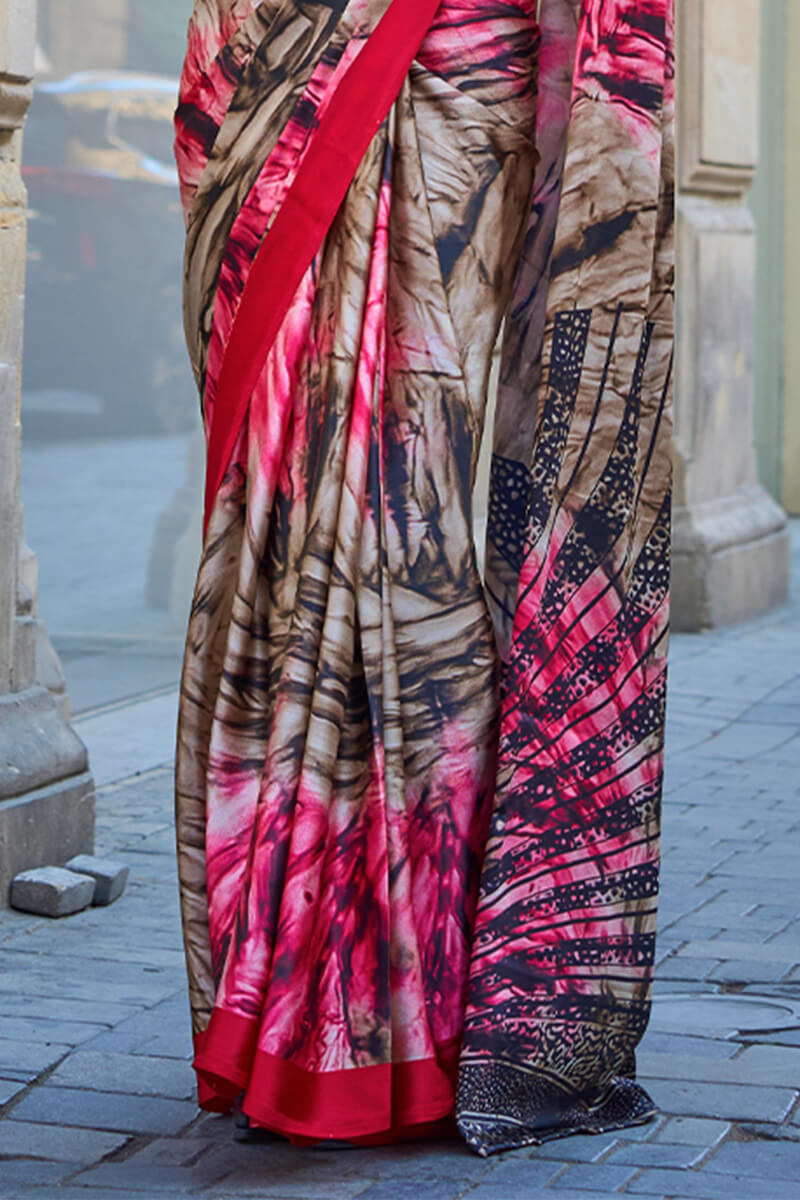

193,1007,461,1143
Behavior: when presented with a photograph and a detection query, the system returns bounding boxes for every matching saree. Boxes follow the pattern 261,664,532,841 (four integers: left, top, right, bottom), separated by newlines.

174,0,674,1157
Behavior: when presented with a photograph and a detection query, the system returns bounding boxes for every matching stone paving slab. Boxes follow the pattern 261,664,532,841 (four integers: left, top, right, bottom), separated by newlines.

0,990,138,1027
195,1172,372,1199
646,1078,797,1124
522,1131,624,1162
604,1142,706,1169
0,1039,72,1081
638,1034,737,1060
639,1046,800,1088
354,1182,489,1200
0,1016,110,1047
0,1159,75,1189
46,1051,197,1099
72,691,180,787
78,995,193,1060
67,1161,237,1193
550,1162,641,1190
8,1085,198,1137
0,1118,130,1162
625,1163,788,1198
0,523,798,1199
127,1135,219,1166
469,1193,642,1200
702,1138,800,1180
4,1189,158,1200
673,939,800,963
0,953,184,1008
0,1078,26,1106
651,1118,731,1147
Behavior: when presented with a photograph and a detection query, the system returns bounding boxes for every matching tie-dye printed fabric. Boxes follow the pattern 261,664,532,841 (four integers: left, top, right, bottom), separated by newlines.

174,0,674,1155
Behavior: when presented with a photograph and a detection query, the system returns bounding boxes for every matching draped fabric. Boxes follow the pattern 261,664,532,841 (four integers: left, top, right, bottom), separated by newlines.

458,0,674,1155
174,0,674,1156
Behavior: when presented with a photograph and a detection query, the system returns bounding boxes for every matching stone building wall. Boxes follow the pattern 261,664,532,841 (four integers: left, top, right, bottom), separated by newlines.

0,0,94,904
673,0,790,628
781,1,800,515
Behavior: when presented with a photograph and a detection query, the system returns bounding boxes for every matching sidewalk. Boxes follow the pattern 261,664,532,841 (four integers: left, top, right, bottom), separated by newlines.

0,525,798,1200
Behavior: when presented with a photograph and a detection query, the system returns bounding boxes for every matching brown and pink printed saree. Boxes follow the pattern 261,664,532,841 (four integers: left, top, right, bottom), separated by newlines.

174,0,674,1156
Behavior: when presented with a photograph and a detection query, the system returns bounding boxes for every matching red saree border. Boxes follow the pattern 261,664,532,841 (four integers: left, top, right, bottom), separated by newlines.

193,1008,460,1142
203,0,442,533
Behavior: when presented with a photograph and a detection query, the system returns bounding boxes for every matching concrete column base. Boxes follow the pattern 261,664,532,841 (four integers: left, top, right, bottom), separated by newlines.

0,686,95,905
147,423,204,624
672,484,791,630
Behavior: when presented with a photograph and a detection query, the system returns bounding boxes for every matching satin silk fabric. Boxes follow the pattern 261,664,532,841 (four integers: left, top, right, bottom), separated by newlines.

174,0,674,1154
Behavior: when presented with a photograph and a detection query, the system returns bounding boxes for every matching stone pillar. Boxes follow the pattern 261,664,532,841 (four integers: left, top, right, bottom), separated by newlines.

0,0,94,904
749,0,785,508
147,421,204,626
782,0,800,516
674,0,791,629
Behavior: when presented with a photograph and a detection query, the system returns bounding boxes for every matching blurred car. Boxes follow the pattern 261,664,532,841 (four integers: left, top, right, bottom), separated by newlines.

22,70,198,438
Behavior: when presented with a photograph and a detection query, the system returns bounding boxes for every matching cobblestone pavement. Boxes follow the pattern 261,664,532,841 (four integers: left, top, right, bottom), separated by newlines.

1,524,798,1199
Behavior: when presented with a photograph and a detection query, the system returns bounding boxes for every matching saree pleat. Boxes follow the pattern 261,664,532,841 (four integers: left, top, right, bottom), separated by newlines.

175,0,674,1153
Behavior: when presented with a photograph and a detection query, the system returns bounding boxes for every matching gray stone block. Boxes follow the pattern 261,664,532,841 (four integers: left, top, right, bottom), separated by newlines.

0,1077,27,1106
527,1132,623,1162
708,958,794,985
48,1050,196,1099
69,1162,232,1194
471,1160,562,1189
0,988,136,1027
0,1118,129,1163
9,1084,198,1136
131,1035,194,1060
185,1112,240,1142
0,1037,71,1080
653,1116,731,1147
743,1122,800,1142
650,1078,797,1123
0,1160,74,1188
548,1163,639,1192
605,1141,706,1168
0,965,180,1009
78,991,191,1058
704,1139,800,1181
65,854,129,906
0,1188,156,1200
214,1172,380,1199
0,1015,107,1046
638,1032,737,1060
10,866,95,918
470,1193,617,1200
354,1183,485,1200
655,955,722,981
127,1135,218,1166
627,1166,776,1198
639,1048,800,1089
